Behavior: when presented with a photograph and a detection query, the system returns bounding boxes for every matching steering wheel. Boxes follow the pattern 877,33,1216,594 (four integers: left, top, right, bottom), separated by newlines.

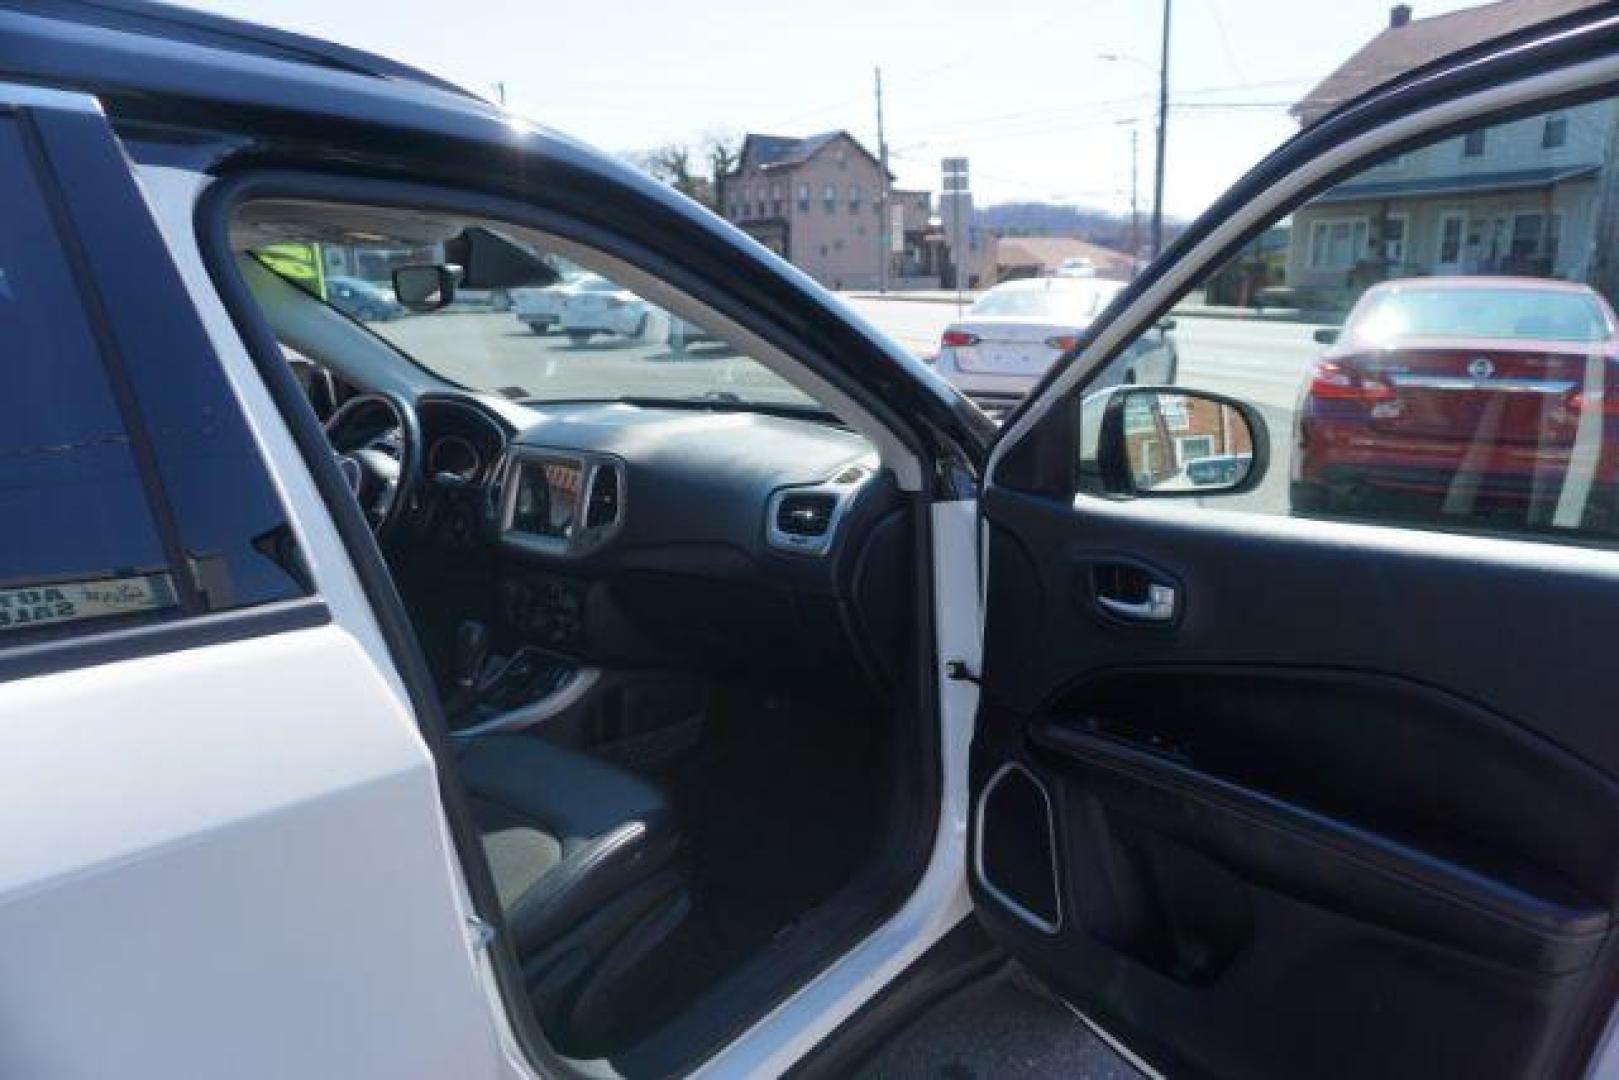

324,392,423,539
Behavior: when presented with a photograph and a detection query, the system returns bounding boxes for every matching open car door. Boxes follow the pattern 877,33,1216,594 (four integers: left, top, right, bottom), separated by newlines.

971,9,1619,1079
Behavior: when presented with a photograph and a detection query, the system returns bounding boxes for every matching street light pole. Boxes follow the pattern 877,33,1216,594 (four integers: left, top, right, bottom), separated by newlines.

1151,0,1172,259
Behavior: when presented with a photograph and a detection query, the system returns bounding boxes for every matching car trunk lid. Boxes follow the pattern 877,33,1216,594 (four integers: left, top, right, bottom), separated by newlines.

949,317,1079,374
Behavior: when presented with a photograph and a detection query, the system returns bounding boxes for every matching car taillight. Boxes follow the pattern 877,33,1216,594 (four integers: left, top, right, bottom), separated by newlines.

1307,360,1393,402
1044,335,1080,352
941,329,979,348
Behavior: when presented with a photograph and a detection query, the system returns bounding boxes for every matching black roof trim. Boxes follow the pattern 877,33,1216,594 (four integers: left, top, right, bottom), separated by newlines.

11,0,481,99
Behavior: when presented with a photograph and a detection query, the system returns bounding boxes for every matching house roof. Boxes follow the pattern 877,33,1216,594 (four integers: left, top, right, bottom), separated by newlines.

737,131,889,176
1312,163,1599,203
993,236,1134,277
1292,0,1606,126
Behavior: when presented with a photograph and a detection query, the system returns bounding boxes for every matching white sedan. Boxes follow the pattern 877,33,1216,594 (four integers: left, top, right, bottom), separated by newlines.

512,271,601,333
559,276,651,344
931,276,1177,416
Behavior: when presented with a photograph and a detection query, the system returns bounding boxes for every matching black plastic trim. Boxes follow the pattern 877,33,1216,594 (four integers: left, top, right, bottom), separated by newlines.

0,596,329,684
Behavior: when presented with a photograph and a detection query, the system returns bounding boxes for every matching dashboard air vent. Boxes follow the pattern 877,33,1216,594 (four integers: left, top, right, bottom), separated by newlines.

775,492,837,537
586,465,621,528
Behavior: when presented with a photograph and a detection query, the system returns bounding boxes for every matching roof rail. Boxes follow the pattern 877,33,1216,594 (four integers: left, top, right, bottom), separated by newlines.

25,0,484,101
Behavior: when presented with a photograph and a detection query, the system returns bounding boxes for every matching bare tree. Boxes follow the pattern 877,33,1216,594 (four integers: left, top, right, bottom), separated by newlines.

633,133,740,213
703,131,741,212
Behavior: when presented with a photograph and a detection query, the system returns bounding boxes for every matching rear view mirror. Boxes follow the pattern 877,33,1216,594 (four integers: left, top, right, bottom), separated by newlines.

1085,386,1268,498
393,265,457,312
1313,327,1340,345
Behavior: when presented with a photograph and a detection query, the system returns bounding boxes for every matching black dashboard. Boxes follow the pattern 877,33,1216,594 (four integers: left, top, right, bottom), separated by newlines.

397,394,914,698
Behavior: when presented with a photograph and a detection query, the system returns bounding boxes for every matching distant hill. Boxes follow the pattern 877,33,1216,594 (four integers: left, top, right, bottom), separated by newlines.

975,201,1185,252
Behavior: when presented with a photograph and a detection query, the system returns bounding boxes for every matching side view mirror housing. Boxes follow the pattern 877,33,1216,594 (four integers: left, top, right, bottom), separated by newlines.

393,265,458,312
1313,327,1340,345
1084,385,1269,498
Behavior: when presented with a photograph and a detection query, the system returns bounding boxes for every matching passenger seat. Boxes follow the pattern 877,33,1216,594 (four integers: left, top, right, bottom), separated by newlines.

457,734,686,1052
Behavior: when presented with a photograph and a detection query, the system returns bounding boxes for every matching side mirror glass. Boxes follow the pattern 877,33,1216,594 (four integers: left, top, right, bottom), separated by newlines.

393,265,457,312
1313,327,1340,345
1083,386,1268,498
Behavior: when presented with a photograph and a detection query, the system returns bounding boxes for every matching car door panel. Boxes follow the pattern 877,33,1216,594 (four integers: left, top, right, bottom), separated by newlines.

974,488,1619,1078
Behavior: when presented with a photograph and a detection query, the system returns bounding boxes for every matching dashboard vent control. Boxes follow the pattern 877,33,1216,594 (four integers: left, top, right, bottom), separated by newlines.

776,493,837,537
586,465,620,528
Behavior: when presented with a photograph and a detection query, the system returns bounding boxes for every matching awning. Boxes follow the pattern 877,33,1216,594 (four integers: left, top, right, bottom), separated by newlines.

1313,164,1598,204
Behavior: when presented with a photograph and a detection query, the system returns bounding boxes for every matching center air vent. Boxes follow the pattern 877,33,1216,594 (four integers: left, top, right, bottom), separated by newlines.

586,464,621,528
776,492,837,537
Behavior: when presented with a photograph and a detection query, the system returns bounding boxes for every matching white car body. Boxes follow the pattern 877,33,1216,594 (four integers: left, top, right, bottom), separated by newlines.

933,276,1177,416
511,271,593,331
559,278,650,339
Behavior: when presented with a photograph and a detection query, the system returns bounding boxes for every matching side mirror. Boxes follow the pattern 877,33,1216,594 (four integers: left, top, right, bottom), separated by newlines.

1085,385,1268,498
1155,317,1177,332
393,265,457,312
1313,327,1340,345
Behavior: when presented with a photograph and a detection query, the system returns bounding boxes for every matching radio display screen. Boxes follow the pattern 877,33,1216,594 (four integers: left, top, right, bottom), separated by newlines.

511,459,583,539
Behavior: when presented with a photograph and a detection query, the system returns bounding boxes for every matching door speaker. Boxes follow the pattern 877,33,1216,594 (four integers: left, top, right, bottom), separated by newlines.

975,761,1061,932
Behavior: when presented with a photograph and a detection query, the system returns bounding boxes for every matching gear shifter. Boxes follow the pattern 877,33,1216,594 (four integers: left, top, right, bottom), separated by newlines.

454,620,491,694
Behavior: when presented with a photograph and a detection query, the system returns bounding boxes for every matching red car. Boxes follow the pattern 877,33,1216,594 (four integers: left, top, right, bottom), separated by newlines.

1292,276,1619,529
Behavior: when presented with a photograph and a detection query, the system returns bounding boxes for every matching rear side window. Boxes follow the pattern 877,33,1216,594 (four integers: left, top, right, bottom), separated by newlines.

0,116,177,637
0,109,311,646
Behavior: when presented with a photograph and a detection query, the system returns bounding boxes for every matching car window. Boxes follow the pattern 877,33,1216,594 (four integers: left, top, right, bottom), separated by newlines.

247,215,825,412
1075,91,1619,548
973,282,1115,321
0,116,179,639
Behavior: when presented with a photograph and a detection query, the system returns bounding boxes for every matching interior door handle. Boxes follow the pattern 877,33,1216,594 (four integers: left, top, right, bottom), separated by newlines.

1096,581,1178,622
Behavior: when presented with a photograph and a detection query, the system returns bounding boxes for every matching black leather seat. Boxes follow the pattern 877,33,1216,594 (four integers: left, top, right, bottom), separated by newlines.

458,734,682,959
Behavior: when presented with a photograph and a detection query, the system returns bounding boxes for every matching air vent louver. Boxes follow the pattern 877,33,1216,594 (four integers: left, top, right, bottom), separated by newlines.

586,466,621,528
775,492,837,537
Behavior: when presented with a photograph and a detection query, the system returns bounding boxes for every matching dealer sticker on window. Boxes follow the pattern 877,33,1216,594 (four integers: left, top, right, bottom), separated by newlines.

0,573,179,632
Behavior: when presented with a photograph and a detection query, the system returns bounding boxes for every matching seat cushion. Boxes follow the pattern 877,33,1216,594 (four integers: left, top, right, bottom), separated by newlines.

459,734,680,956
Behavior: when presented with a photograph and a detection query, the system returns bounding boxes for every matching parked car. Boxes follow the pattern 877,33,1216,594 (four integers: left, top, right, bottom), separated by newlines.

325,274,403,321
9,5,1619,1080
1055,256,1097,278
557,276,648,344
932,276,1176,416
1293,276,1619,523
511,271,596,333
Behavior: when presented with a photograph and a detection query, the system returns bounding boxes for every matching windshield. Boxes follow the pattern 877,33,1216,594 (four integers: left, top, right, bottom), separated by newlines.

1348,286,1612,344
246,216,821,411
970,281,1119,322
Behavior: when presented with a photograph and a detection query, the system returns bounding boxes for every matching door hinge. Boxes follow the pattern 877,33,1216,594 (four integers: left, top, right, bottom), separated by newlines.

945,659,980,685
467,915,497,951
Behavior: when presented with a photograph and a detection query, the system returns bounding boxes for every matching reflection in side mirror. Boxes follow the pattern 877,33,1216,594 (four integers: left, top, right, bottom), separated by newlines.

393,265,457,312
1313,327,1340,345
1083,385,1268,498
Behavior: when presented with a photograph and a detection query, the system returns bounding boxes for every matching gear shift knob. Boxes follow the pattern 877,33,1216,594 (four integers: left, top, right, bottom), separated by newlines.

454,620,491,692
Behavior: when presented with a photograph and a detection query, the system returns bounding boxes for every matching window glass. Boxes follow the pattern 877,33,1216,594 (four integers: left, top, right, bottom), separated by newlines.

1075,93,1619,548
0,117,178,638
244,206,826,414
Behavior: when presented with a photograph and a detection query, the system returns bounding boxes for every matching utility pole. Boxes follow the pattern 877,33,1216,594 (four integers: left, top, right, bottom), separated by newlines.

1119,120,1140,276
875,67,891,295
1151,0,1172,259
493,81,507,107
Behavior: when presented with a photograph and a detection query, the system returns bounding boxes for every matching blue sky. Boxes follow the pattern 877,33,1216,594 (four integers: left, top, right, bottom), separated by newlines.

176,0,1483,217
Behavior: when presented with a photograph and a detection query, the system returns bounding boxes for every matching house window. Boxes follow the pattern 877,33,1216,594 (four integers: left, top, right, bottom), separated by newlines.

1177,435,1215,465
797,183,810,211
1462,129,1487,157
823,184,837,212
1438,213,1466,264
1510,213,1545,260
1381,214,1408,263
1542,116,1568,149
848,183,861,212
1548,213,1563,263
1307,217,1369,270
